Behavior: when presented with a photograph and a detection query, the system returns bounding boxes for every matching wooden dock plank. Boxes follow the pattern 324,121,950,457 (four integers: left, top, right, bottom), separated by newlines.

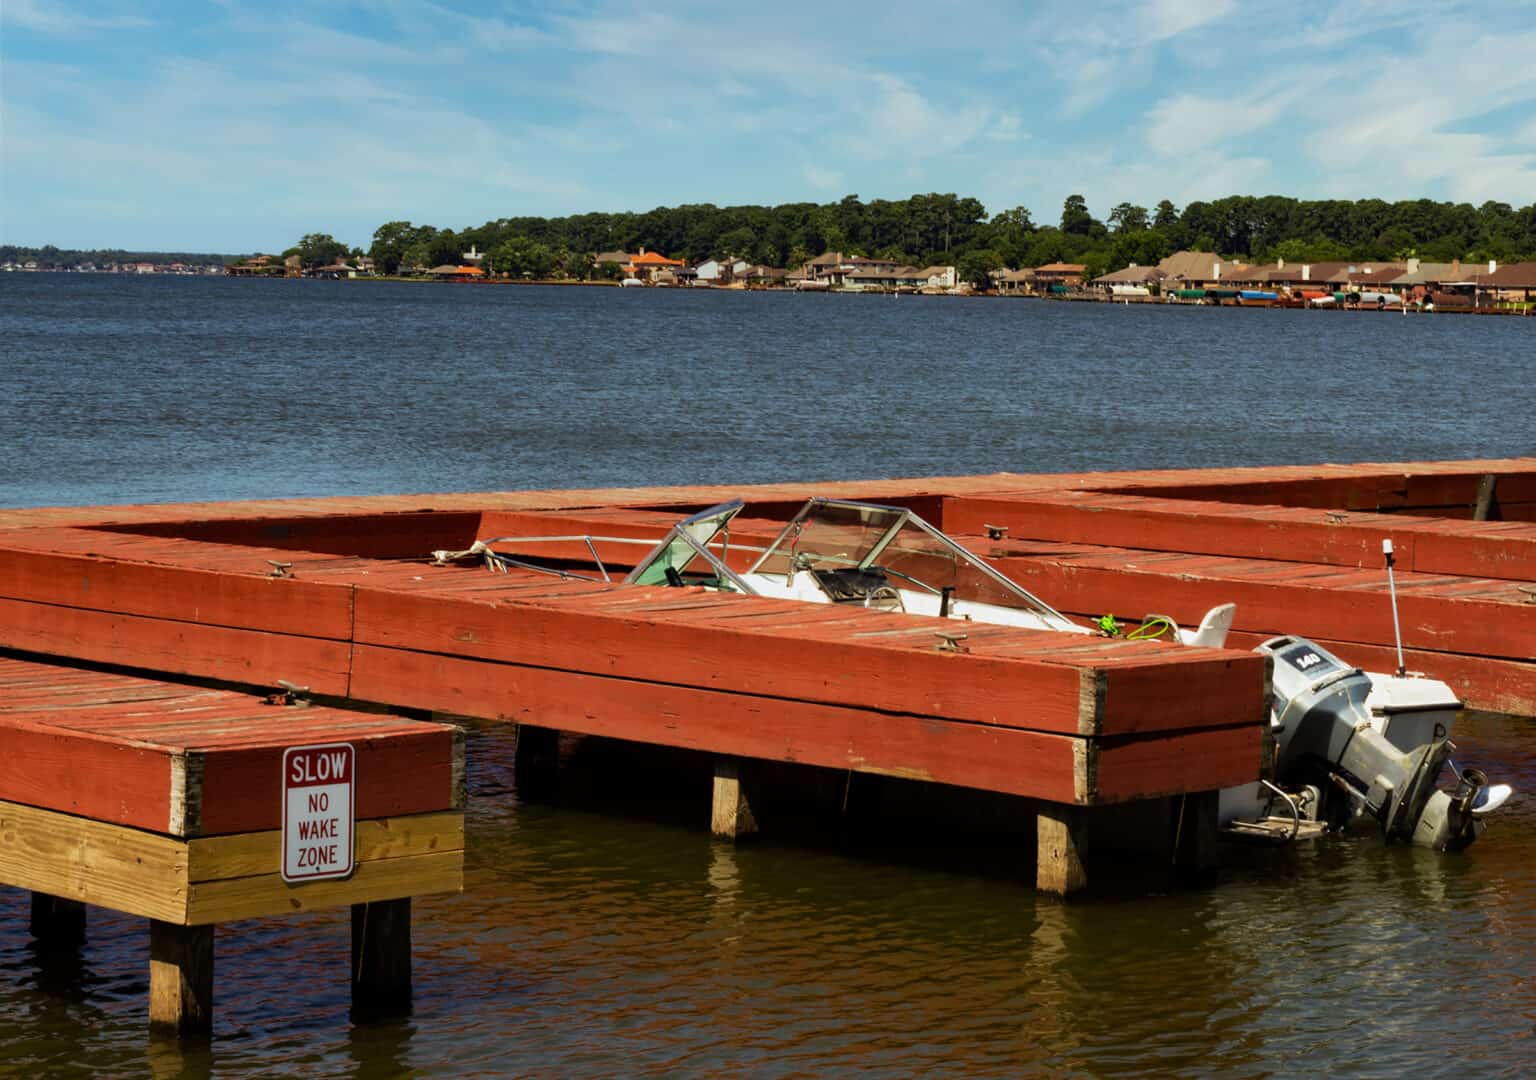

185,810,463,882
349,644,1088,802
0,598,353,695
0,720,175,833
350,587,1261,738
988,553,1534,661
184,850,463,924
0,799,188,923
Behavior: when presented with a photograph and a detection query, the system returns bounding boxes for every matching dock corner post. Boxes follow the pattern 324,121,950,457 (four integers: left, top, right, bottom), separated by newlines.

148,920,214,1037
711,757,758,840
1036,803,1089,896
1173,790,1221,878
29,893,86,948
351,898,412,1015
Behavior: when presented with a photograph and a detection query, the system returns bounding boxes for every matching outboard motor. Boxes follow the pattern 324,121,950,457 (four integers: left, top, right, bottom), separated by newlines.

1254,636,1505,852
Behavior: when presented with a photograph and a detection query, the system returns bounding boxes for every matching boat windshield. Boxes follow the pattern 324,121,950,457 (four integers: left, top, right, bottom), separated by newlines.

625,500,751,590
746,498,1067,619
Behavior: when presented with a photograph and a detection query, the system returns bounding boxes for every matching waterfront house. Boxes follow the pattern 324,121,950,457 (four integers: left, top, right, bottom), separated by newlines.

1234,261,1354,287
1330,263,1408,291
1032,262,1087,290
227,256,285,277
694,257,752,284
305,262,359,280
996,268,1036,295
624,249,686,283
594,250,635,273
429,264,486,282
1156,251,1248,289
1092,265,1166,294
743,266,787,286
920,265,958,289
1476,261,1536,305
1390,260,1462,293
803,251,847,280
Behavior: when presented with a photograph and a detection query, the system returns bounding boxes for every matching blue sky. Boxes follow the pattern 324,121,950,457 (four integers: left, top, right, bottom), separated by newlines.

4,1,1535,253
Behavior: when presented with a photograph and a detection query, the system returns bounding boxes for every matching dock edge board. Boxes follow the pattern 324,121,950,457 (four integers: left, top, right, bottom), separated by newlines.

0,800,463,926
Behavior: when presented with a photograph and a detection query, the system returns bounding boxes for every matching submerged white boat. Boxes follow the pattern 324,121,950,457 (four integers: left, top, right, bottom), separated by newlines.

434,497,1511,850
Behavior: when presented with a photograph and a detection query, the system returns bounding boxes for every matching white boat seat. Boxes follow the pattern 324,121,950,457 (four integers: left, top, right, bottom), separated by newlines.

1178,603,1237,648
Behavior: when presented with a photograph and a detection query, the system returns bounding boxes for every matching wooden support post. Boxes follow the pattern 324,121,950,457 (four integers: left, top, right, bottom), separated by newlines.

1473,474,1500,521
1173,791,1221,877
351,898,412,1014
1036,803,1088,896
29,892,86,948
711,757,758,840
513,723,560,798
149,920,213,1037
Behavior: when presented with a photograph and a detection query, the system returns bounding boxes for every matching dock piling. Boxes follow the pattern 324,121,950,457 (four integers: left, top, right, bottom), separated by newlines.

351,898,413,1014
1036,804,1089,895
29,892,85,948
149,920,214,1037
514,724,561,797
711,758,758,839
1172,791,1221,877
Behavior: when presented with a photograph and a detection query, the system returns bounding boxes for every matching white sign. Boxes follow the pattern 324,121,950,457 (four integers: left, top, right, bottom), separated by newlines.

282,743,355,882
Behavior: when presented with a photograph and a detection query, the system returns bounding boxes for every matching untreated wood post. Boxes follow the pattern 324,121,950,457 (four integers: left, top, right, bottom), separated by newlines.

149,920,213,1036
351,898,412,1014
1036,803,1088,895
29,892,86,947
1173,791,1220,877
711,757,758,839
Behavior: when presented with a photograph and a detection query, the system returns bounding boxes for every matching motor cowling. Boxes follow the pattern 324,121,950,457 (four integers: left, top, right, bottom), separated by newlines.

1256,637,1481,851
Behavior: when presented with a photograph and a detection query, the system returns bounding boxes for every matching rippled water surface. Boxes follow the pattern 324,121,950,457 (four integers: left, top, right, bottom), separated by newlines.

1,275,1533,1076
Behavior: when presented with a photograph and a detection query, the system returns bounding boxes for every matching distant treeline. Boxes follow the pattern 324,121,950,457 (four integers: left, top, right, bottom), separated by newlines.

365,193,1536,285
1,245,239,267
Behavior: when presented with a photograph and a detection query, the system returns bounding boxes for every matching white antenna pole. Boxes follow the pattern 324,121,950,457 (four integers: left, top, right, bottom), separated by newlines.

1383,539,1406,676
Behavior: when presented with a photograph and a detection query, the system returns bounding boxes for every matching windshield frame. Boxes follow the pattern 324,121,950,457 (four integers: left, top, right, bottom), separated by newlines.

746,497,1070,621
623,499,756,592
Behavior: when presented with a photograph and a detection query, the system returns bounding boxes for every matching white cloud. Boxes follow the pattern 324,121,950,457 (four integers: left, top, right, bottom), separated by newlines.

988,113,1026,143
1137,0,1235,42
1143,83,1304,157
1302,27,1536,202
3,0,149,34
802,164,845,191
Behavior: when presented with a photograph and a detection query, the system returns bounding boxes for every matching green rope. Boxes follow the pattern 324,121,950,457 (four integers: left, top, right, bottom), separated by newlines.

1127,615,1178,641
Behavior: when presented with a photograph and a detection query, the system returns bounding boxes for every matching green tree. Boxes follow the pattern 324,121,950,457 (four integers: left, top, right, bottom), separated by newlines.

400,241,433,273
718,226,757,261
492,235,558,279
1108,202,1149,232
561,249,595,281
1153,200,1179,230
295,233,349,269
957,248,1003,290
1060,195,1099,237
370,221,433,275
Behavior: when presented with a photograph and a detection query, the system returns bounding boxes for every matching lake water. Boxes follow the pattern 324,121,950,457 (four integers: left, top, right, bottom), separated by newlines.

1,274,1533,1076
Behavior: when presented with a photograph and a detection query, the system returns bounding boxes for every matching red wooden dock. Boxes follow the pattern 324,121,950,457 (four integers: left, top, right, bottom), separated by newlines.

0,655,464,1032
1,456,1531,898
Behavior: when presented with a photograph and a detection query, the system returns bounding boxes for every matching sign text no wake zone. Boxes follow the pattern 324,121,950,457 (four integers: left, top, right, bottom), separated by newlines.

282,742,356,882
